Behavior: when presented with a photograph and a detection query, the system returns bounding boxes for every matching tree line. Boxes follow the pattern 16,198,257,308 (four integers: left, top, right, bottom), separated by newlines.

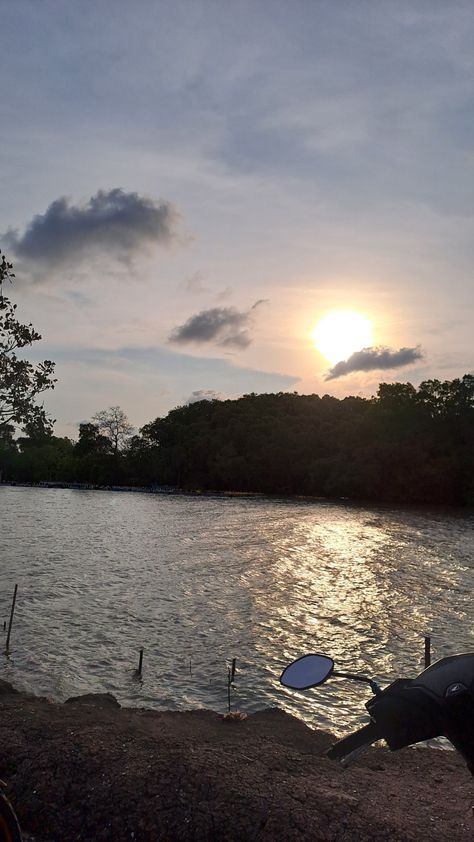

1,249,473,506
1,377,474,506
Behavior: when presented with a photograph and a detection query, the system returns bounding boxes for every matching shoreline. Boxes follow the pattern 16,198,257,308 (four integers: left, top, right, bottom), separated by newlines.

0,479,273,498
0,680,472,841
2,480,473,513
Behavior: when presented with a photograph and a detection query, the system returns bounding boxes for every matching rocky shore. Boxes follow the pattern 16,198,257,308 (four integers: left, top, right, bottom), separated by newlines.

0,680,472,841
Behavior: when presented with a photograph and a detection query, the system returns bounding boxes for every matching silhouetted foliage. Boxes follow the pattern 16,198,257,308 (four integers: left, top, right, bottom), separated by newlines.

4,376,474,506
0,251,56,430
0,422,17,481
76,422,111,456
92,406,134,455
14,431,74,484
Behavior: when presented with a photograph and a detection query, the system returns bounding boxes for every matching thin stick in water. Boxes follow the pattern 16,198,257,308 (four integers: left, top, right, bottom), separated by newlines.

6,584,18,653
424,635,431,669
227,658,237,712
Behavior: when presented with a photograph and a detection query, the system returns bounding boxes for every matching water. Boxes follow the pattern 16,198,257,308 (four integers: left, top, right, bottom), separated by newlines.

1,486,473,735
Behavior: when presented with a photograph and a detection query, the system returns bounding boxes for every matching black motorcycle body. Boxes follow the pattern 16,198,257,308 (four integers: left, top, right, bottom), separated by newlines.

281,652,474,774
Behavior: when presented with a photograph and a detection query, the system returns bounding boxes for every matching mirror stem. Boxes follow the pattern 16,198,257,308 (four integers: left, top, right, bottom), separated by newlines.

332,671,382,696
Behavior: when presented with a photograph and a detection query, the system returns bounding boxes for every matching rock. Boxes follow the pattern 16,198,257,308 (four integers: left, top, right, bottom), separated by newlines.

0,679,19,695
65,692,120,708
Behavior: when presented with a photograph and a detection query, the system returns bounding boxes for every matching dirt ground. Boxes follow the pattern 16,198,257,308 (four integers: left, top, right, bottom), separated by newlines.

0,680,472,841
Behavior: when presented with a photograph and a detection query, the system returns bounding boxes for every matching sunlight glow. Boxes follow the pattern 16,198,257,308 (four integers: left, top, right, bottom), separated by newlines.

312,310,373,364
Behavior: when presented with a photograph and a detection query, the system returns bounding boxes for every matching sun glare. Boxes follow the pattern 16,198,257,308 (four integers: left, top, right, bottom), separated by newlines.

312,310,373,365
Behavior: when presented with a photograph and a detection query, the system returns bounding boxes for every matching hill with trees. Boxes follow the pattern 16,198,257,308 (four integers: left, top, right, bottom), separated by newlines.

2,375,474,506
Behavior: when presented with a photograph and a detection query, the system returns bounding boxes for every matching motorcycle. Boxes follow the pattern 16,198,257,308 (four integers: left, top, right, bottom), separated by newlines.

280,652,474,774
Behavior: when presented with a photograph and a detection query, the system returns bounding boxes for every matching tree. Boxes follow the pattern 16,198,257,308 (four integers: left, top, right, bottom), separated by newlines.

75,422,111,456
0,422,17,482
20,415,54,446
0,251,56,430
91,406,134,455
14,432,75,483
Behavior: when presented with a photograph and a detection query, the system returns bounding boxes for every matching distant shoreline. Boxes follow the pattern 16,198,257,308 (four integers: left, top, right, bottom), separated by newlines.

0,479,268,499
2,480,473,513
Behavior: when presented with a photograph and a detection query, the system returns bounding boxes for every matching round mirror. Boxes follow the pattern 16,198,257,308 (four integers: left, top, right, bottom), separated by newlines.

280,654,334,689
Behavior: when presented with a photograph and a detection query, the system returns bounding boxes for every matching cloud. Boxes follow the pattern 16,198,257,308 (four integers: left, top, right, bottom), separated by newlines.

2,188,179,273
186,389,224,404
169,300,267,349
325,346,424,380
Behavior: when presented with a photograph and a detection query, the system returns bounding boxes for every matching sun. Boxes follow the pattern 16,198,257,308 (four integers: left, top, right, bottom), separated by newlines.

312,310,373,364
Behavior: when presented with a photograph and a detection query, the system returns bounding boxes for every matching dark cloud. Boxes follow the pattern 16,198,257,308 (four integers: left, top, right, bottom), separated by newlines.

2,188,178,272
186,389,224,404
169,300,267,349
325,346,424,380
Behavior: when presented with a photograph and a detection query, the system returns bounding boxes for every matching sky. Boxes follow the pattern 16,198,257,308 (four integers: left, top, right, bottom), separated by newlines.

1,0,473,438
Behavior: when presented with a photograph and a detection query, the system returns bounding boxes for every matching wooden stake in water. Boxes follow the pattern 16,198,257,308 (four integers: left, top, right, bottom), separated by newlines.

5,584,18,653
227,658,237,712
424,636,431,669
138,648,144,676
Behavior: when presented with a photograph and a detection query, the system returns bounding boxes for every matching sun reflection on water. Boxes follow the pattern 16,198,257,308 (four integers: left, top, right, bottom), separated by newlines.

1,489,474,736
241,505,474,733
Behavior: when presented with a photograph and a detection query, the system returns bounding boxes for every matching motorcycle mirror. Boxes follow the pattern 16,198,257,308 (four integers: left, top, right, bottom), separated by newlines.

280,654,334,690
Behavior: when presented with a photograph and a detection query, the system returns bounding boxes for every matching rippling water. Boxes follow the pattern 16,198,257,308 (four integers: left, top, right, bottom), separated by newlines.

1,486,474,735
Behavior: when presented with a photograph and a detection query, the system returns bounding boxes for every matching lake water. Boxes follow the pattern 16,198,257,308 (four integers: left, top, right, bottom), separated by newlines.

1,486,474,735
